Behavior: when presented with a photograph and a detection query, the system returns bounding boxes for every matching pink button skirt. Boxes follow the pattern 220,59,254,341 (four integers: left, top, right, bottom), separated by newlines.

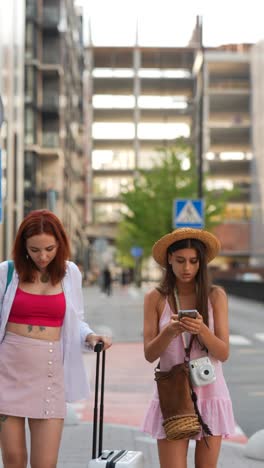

0,332,66,419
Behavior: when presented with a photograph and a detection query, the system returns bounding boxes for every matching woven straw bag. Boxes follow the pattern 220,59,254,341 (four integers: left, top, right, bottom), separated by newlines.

155,361,201,440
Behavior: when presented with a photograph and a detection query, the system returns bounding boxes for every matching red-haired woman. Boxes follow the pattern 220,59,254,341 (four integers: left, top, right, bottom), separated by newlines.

0,209,112,468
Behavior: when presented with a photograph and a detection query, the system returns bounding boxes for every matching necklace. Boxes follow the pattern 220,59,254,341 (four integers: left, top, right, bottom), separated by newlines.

40,272,49,283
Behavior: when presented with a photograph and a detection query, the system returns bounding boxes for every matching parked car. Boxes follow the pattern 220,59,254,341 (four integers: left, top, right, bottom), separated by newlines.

236,272,263,282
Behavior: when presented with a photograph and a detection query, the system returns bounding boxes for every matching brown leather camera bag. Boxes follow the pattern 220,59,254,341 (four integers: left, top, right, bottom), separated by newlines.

154,337,213,440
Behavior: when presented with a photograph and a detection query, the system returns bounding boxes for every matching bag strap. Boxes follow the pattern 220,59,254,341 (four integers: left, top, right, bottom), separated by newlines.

4,260,14,294
190,386,213,439
173,288,195,358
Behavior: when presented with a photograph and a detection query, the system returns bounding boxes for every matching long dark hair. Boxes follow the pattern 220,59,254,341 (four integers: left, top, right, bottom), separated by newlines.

158,238,210,326
13,209,71,284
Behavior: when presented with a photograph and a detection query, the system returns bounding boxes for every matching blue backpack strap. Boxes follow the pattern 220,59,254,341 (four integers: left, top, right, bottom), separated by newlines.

5,260,14,294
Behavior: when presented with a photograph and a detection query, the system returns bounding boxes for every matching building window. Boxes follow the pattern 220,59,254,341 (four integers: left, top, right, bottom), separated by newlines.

25,66,36,103
93,176,133,197
92,123,135,139
25,22,37,59
24,107,35,144
93,95,135,108
138,95,188,109
138,123,190,139
93,202,129,223
92,150,135,170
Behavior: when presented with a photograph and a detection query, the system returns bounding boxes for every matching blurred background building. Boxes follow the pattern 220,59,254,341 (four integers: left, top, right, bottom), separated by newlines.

251,41,264,266
83,26,252,269
24,0,86,263
203,44,251,264
0,0,87,262
0,0,263,275
0,0,25,259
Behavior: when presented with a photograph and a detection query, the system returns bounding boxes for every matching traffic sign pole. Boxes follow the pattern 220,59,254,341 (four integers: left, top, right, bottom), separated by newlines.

130,246,143,287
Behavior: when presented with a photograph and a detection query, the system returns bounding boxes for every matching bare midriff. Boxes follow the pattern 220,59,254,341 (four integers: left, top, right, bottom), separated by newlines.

6,322,61,341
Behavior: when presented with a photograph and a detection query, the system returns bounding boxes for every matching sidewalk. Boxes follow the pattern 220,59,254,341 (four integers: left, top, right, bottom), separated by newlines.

0,285,262,467
58,422,263,468
0,421,261,468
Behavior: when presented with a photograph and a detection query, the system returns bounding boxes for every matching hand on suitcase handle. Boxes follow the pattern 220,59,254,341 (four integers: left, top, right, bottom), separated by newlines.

86,333,112,351
94,341,104,353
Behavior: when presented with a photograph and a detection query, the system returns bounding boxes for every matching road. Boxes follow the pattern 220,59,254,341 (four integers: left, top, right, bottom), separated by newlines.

224,295,264,437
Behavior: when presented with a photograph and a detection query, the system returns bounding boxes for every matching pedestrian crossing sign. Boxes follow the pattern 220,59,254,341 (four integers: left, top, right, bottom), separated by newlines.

173,199,204,229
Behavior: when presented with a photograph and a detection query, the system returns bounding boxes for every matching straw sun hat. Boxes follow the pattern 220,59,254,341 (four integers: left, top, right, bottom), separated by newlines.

152,227,221,267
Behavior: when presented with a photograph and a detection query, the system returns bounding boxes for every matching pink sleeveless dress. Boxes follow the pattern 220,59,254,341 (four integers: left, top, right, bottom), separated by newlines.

141,297,236,440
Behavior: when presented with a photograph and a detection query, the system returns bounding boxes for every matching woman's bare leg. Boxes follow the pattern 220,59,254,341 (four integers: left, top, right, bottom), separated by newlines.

157,438,189,468
195,436,222,468
28,418,64,468
0,415,27,468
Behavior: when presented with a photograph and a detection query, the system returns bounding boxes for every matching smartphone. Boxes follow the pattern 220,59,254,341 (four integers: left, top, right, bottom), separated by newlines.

178,309,198,319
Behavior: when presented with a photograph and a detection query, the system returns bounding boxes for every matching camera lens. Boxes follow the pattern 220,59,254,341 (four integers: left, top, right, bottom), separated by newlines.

199,365,212,381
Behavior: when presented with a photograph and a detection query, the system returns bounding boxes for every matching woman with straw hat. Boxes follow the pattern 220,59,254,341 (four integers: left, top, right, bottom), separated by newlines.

141,227,235,468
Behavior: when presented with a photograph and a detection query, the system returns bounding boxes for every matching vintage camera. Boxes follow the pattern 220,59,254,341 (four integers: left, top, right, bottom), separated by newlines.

189,356,216,387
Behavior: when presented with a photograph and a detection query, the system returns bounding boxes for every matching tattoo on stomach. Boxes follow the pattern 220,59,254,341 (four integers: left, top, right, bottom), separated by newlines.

27,325,46,333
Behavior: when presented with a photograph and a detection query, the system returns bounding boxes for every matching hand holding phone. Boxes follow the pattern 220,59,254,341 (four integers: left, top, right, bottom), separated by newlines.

178,309,198,320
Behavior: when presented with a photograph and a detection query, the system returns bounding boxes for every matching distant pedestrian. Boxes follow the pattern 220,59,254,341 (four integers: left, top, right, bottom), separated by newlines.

0,209,112,467
102,266,112,296
141,227,235,468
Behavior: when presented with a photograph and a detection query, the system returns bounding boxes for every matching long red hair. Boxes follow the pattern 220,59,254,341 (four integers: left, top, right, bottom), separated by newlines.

13,210,71,284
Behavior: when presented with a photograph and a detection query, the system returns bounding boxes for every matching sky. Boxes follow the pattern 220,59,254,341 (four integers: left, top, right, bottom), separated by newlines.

75,0,264,47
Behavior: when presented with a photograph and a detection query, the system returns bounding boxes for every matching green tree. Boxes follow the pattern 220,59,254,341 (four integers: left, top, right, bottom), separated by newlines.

116,139,232,265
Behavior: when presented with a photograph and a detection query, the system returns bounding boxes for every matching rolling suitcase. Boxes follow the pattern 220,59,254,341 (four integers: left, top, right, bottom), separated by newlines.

88,342,144,467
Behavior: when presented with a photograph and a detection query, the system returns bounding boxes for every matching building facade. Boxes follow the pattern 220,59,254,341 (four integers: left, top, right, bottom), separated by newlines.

84,46,198,226
251,40,264,265
203,44,252,264
24,0,86,261
84,39,253,267
0,0,25,260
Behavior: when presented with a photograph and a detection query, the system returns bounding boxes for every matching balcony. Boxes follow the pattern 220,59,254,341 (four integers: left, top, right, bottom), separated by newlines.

40,94,59,114
208,79,249,92
207,159,250,176
141,78,193,96
93,78,134,95
26,2,38,20
209,93,249,113
42,132,59,148
43,48,60,66
209,127,250,151
42,8,60,30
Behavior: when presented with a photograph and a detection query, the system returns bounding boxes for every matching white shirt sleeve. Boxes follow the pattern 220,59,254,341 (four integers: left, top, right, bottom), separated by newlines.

0,261,8,300
68,261,94,345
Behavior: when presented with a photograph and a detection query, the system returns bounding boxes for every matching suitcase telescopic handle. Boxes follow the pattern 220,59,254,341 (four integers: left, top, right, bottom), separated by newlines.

92,341,106,459
94,341,104,353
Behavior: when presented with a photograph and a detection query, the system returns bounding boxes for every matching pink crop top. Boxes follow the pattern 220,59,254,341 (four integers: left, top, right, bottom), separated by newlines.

8,288,66,327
